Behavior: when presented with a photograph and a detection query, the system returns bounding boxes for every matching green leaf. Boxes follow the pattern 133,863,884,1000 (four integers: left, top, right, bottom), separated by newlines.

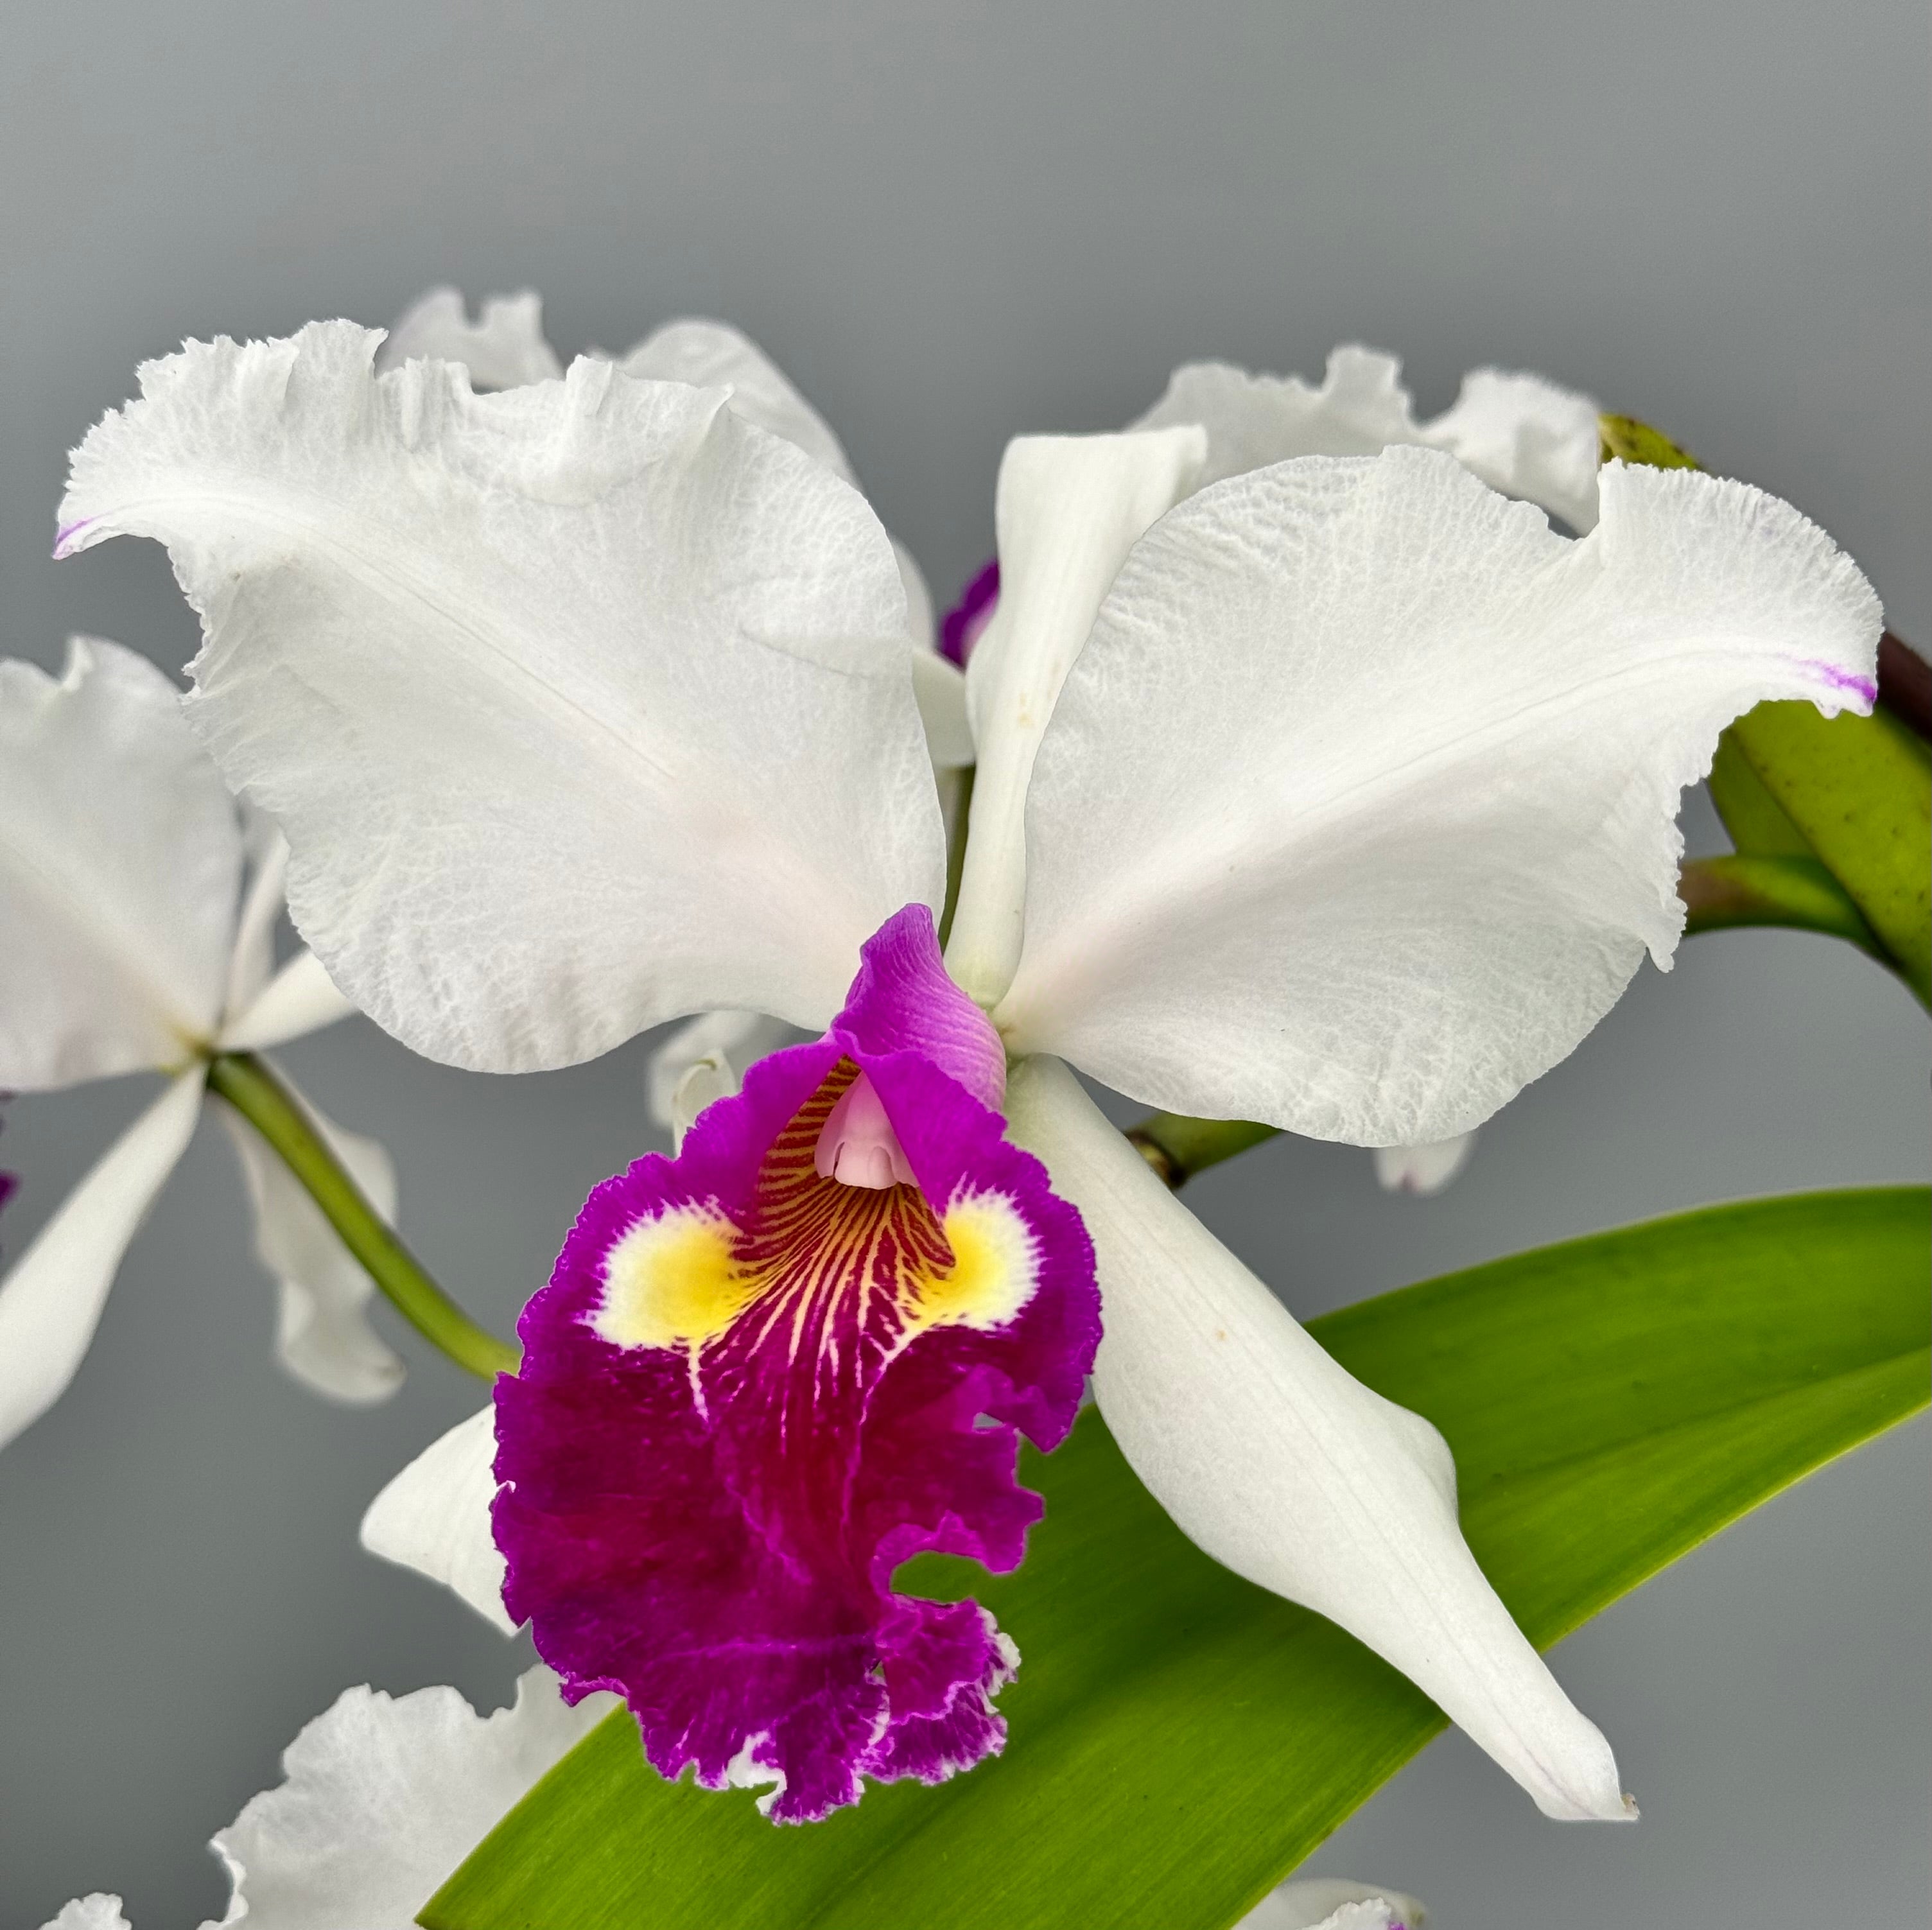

1707,731,1816,857
426,1188,1928,1930
1678,855,1882,955
1725,702,1931,1004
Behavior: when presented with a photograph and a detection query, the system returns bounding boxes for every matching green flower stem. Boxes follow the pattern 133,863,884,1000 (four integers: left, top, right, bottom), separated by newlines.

205,1050,519,1380
1126,853,1901,1190
1679,853,1886,955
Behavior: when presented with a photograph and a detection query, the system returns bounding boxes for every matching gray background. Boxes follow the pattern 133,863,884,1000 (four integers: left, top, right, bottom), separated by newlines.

1,1,1927,1924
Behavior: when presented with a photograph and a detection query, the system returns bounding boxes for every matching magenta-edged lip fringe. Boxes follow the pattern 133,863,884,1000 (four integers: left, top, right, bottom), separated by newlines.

492,905,1101,1822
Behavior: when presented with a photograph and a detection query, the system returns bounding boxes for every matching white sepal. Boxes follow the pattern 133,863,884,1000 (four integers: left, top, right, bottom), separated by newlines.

1238,1879,1427,1930
1372,1133,1477,1196
361,1405,515,1635
376,287,563,388
0,1072,204,1450
999,449,1880,1144
0,640,241,1090
946,427,1206,1006
60,323,944,1071
220,951,359,1052
216,1075,405,1404
1004,1057,1633,1824
200,1666,612,1929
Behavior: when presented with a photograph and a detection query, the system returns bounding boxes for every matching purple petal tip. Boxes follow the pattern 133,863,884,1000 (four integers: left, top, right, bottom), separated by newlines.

939,559,1000,666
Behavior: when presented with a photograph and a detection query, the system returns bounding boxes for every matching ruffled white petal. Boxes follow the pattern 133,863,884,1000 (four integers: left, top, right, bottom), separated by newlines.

618,316,855,483
39,1898,132,1930
0,1072,204,1450
999,450,1881,1143
201,1665,612,1929
946,428,1206,1006
1239,1879,1427,1930
360,1405,514,1634
375,287,563,389
1005,1057,1632,1823
216,1075,405,1405
60,323,944,1072
1372,1133,1477,1197
895,540,937,652
1134,343,1601,528
219,950,358,1052
0,640,241,1090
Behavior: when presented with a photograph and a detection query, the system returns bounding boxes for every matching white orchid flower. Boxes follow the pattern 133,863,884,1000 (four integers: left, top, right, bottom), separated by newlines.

57,314,1877,1827
37,1665,613,1930
0,639,400,1450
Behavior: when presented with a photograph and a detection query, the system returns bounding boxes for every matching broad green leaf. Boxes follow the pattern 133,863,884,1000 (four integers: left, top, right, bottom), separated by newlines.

426,1188,1928,1930
1678,855,1881,956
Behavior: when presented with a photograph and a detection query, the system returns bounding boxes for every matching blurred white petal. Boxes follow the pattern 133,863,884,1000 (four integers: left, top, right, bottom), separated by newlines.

216,1074,405,1405
895,539,937,652
1135,342,1601,528
1425,367,1602,532
619,315,855,482
224,810,290,1019
1000,450,1879,1143
1373,1133,1477,1196
202,1665,613,1929
946,427,1205,1005
1005,1057,1633,1823
645,1009,792,1131
61,324,944,1071
909,648,975,769
0,640,241,1090
39,1899,132,1930
220,950,358,1052
360,1405,514,1634
1239,1879,1427,1930
0,1072,203,1450
375,287,563,388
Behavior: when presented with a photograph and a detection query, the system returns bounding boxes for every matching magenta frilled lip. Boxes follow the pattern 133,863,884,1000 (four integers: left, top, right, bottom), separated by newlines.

939,559,999,666
494,905,1100,1823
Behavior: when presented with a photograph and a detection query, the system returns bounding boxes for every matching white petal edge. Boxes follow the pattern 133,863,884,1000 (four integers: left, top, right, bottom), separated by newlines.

1372,1133,1477,1196
1005,1057,1633,1823
1134,342,1602,529
60,324,945,1071
1238,1879,1427,1930
375,287,564,389
618,315,856,483
360,1405,515,1634
0,1072,204,1450
0,639,241,1090
998,450,1881,1142
909,648,975,769
220,950,358,1052
946,427,1206,1007
200,1665,613,1929
39,1899,133,1930
215,1074,405,1405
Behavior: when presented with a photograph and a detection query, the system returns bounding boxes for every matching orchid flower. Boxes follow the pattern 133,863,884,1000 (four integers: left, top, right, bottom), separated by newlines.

0,638,399,1450
1239,1879,1427,1930
35,1665,614,1930
57,311,1879,1829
